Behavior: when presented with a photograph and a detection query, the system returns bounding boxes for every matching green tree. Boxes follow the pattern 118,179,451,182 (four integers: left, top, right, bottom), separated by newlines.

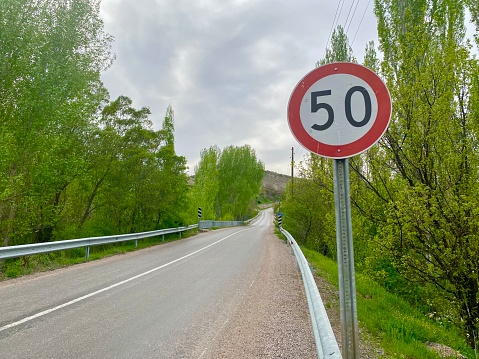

316,25,356,67
191,146,220,221
192,145,264,221
0,0,191,261
62,95,154,235
0,0,113,245
363,41,380,73
282,156,336,256
368,0,479,346
216,145,264,220
74,98,189,234
153,105,189,228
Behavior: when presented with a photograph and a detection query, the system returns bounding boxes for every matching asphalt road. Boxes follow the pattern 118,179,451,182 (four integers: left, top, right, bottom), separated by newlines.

0,209,275,358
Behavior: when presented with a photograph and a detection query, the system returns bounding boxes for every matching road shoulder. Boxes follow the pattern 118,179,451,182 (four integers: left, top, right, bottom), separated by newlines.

204,227,317,358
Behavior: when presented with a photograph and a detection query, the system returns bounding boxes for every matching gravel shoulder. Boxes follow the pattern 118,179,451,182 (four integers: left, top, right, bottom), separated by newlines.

204,226,317,359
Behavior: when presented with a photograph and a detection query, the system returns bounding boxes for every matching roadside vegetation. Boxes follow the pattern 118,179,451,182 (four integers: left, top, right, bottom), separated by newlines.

302,247,475,358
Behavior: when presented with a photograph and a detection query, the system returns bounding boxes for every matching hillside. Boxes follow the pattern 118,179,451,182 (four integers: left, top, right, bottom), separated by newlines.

261,170,290,201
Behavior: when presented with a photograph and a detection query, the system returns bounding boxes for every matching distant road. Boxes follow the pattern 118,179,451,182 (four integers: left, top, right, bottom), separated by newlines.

0,209,316,358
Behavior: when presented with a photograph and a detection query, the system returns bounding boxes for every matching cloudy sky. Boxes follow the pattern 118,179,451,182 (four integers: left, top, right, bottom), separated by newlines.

99,0,378,175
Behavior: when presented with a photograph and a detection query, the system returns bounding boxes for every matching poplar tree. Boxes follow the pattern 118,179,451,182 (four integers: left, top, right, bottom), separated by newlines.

192,145,264,221
191,146,220,221
368,0,479,345
216,145,264,220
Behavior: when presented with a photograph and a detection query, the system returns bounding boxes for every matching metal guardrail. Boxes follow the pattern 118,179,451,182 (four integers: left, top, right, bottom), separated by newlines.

199,212,259,229
0,212,261,260
0,224,198,260
280,227,342,359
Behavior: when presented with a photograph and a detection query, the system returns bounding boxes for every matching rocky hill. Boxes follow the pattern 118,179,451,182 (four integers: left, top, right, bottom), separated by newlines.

261,170,290,201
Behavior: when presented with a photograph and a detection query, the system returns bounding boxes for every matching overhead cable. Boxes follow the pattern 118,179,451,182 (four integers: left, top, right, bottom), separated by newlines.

324,0,345,57
345,0,361,35
351,0,372,46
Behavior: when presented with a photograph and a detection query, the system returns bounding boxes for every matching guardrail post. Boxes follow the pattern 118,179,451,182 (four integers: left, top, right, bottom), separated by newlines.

85,246,90,260
162,234,165,242
134,240,138,248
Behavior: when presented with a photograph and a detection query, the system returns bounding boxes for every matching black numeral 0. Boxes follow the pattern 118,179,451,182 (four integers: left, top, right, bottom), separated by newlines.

310,86,372,131
345,86,372,127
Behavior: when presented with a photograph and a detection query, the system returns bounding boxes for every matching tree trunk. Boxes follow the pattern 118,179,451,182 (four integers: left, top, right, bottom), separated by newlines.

79,174,106,230
458,277,479,348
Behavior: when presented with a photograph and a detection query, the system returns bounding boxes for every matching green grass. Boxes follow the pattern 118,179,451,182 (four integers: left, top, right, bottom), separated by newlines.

301,247,476,359
0,230,195,281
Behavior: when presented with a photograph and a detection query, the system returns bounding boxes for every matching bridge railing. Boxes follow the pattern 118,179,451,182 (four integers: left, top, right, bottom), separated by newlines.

199,220,245,229
198,212,259,229
280,227,342,359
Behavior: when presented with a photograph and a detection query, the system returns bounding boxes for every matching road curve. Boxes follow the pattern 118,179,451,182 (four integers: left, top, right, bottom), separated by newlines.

0,209,316,358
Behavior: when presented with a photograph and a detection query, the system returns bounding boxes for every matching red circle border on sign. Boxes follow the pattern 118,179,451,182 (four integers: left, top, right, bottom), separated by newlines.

287,62,391,158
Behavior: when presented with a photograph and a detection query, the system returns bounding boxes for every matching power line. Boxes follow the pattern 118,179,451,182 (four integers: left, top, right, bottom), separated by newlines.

351,0,372,46
324,0,345,57
345,0,361,35
343,0,357,32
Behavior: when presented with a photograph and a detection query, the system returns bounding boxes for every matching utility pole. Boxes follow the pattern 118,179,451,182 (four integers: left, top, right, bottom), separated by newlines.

291,147,294,196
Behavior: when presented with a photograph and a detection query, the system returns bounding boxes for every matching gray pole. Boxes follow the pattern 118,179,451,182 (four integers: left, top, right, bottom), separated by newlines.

291,147,294,196
333,158,359,359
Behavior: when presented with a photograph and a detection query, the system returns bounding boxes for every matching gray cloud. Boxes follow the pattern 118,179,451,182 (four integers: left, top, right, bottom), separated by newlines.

100,0,378,174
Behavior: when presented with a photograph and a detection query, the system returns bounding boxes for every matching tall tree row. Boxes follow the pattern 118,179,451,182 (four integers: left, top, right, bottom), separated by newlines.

191,145,264,221
0,0,189,247
369,0,479,345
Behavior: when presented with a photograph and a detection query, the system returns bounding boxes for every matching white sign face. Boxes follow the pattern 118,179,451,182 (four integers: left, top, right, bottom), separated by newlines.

288,62,392,159
299,73,378,146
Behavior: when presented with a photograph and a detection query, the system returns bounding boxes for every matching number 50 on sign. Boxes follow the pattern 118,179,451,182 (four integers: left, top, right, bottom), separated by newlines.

287,62,391,159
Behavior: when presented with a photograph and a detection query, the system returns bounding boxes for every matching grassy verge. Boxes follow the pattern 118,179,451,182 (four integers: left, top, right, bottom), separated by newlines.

301,247,475,359
0,230,196,281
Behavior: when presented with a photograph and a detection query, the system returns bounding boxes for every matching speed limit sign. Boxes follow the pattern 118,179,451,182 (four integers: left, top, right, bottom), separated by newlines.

288,62,391,158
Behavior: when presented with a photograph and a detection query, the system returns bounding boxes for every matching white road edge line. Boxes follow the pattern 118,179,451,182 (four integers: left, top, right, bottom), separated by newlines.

0,228,249,333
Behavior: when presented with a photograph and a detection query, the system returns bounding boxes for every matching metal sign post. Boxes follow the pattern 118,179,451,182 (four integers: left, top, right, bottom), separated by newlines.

333,158,359,358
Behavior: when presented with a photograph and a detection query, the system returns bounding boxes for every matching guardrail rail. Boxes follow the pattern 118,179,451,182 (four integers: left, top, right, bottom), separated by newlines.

281,227,342,359
0,225,198,260
0,213,261,261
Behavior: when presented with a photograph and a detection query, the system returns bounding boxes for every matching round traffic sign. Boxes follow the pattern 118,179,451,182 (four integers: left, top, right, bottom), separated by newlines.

287,62,391,158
